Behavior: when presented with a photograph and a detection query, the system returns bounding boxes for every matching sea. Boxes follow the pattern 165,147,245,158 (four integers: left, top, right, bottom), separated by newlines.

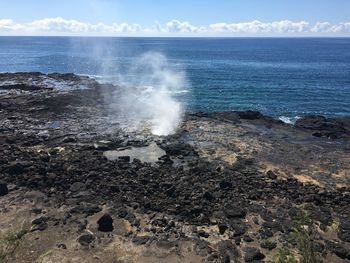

1,37,350,122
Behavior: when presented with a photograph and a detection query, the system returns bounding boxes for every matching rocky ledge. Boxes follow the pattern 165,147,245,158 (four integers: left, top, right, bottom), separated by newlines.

0,73,349,263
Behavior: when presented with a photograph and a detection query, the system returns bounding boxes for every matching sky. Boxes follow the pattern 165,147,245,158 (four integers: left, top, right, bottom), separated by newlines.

0,0,350,36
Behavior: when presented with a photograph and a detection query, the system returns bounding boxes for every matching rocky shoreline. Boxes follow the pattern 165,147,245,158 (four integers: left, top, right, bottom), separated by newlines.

0,73,350,262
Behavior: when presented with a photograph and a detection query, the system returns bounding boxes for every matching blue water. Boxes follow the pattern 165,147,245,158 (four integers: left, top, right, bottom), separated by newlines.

1,37,350,119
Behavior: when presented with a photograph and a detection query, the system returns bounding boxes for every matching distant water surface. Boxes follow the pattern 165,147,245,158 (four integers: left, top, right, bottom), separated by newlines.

0,37,350,120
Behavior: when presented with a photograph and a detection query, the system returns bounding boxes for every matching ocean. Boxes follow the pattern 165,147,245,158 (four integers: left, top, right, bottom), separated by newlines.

0,37,349,121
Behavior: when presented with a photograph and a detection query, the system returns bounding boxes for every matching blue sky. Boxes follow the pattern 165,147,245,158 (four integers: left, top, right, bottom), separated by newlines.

0,0,350,36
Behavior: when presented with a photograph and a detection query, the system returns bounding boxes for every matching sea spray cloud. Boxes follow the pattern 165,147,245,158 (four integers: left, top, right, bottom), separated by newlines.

107,52,187,136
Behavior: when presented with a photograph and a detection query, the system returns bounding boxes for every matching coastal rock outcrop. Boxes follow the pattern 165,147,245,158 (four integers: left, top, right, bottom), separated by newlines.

0,73,349,263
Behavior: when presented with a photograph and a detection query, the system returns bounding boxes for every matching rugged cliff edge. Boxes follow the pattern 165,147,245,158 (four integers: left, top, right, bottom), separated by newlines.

0,73,350,263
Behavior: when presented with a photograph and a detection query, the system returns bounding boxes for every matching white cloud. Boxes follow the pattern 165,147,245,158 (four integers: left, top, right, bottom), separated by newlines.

165,19,198,33
209,20,309,34
0,17,349,36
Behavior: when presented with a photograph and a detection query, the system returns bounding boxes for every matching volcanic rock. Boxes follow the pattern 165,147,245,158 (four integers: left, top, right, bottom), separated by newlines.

31,216,48,231
132,235,150,245
7,161,31,175
295,115,350,139
97,214,114,232
237,110,263,120
225,206,247,219
260,240,277,250
77,233,95,247
0,182,8,196
218,223,228,235
243,247,265,262
69,182,86,192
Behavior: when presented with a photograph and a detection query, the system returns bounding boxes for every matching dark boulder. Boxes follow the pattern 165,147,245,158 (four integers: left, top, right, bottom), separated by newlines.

217,240,239,260
132,235,150,245
77,233,95,247
327,241,350,260
237,111,263,120
97,214,114,232
7,161,31,175
295,115,350,139
338,217,350,242
225,206,247,219
243,247,265,262
260,240,277,250
0,182,8,196
31,216,48,231
198,230,210,238
218,223,228,235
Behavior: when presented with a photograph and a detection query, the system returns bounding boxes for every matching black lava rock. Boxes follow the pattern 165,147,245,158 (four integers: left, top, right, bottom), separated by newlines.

31,216,48,231
218,223,228,235
69,182,86,192
225,206,247,219
0,182,8,196
219,180,233,189
77,233,95,247
132,235,150,245
7,161,28,175
237,111,263,120
97,214,114,232
243,247,265,262
260,240,277,250
198,230,210,238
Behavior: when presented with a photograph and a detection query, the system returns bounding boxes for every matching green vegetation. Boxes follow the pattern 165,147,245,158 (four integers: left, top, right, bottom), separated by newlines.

0,227,29,263
272,246,298,263
271,207,323,263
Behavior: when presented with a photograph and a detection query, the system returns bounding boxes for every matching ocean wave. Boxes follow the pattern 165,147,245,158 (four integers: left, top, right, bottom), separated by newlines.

138,85,189,94
278,116,300,124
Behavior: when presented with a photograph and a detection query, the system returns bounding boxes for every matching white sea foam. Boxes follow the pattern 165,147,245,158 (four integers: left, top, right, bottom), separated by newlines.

279,116,300,124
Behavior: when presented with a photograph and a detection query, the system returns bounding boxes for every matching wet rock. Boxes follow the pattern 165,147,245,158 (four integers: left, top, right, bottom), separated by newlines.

93,140,114,150
78,233,95,247
243,247,265,262
0,182,8,196
97,214,114,232
237,111,263,120
295,115,350,139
